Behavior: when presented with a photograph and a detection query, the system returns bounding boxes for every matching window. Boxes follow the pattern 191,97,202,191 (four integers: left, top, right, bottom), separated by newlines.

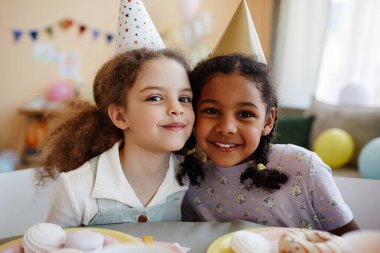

316,0,380,106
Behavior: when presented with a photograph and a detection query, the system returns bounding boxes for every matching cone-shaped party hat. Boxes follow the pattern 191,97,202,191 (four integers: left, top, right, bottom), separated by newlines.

116,0,165,53
212,0,266,64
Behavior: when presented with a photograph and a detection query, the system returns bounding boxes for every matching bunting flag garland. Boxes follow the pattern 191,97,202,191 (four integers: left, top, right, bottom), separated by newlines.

8,18,115,44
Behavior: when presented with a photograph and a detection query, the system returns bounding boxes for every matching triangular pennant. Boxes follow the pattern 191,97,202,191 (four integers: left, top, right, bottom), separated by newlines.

106,34,114,43
116,0,165,53
13,30,22,42
29,30,39,41
78,25,87,35
59,19,73,30
45,26,54,37
92,29,100,40
212,0,266,64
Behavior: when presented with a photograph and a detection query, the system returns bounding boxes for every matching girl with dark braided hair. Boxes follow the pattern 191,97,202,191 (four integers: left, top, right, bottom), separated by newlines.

35,48,195,228
179,53,359,236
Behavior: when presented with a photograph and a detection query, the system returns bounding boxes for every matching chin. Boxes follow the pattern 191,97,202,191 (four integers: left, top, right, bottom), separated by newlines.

213,160,237,168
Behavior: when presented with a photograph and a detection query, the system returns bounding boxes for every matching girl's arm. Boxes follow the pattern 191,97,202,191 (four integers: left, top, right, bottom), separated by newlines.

309,152,360,235
329,219,360,236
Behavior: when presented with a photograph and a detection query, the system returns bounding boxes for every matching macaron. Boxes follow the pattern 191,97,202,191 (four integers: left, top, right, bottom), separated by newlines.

65,230,104,253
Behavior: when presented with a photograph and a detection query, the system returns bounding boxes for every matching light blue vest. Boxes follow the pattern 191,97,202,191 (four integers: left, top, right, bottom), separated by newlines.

88,156,186,225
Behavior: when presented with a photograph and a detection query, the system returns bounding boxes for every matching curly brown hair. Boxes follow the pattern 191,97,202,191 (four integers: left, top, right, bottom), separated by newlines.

35,48,190,183
177,53,288,191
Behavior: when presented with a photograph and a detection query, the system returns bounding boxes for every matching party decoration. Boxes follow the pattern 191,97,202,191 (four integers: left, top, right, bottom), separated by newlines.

358,137,380,179
45,26,54,37
212,0,266,64
10,17,115,44
338,84,372,106
47,80,75,102
116,0,165,53
13,30,22,42
313,128,354,169
78,25,87,35
59,19,74,30
30,30,38,41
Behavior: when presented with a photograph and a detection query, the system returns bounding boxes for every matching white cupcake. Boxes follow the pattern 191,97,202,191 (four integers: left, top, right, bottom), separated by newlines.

22,223,66,253
230,231,271,253
64,230,104,253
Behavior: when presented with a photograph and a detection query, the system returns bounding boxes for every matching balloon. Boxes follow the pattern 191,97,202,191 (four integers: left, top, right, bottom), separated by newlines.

338,84,372,106
47,80,75,102
358,137,380,179
313,128,354,169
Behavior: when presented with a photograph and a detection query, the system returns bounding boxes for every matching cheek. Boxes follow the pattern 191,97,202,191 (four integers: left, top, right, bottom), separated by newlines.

194,119,209,141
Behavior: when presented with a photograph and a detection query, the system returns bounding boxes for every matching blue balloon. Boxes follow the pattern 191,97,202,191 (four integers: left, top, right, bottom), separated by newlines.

359,137,380,179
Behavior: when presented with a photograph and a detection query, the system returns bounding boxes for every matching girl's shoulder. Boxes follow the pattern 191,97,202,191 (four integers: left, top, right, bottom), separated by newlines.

270,143,313,155
268,144,315,168
57,160,92,184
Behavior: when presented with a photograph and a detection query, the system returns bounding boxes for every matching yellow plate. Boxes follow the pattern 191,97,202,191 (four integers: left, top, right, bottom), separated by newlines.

0,227,139,252
207,227,300,253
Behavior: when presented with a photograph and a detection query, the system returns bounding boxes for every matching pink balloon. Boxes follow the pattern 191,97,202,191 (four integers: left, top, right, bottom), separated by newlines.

48,81,74,102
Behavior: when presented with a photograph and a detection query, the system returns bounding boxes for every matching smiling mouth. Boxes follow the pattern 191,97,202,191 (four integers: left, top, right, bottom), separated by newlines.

211,142,240,152
162,122,186,131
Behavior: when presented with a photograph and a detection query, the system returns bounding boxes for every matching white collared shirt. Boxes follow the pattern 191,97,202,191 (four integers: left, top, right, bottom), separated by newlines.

47,141,188,228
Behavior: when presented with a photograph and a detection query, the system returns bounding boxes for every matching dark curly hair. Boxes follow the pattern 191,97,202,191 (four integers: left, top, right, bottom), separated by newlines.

177,53,288,191
35,48,190,183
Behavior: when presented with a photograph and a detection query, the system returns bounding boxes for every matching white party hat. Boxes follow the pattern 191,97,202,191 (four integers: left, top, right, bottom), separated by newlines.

116,0,165,53
212,0,266,64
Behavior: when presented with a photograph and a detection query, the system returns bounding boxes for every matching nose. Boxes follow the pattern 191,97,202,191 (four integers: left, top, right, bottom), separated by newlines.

168,100,184,117
216,115,237,134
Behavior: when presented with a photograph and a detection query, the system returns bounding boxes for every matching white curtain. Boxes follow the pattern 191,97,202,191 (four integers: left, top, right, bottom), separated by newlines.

273,0,330,109
273,0,380,108
316,0,380,106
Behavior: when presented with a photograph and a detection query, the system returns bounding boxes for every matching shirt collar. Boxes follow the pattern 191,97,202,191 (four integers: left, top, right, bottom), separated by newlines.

91,141,188,207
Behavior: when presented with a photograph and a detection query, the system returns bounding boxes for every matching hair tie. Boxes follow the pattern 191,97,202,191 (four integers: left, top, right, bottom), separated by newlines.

257,163,266,171
187,148,196,155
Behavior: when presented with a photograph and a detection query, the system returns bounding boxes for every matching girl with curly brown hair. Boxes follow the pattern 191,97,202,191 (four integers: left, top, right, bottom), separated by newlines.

179,53,359,236
36,48,194,228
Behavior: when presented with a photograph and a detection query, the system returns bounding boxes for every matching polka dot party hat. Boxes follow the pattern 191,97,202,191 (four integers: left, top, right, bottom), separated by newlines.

212,0,266,64
116,0,165,53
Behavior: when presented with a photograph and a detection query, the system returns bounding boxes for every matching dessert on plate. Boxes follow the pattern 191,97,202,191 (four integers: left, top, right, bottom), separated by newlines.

0,223,189,253
230,230,271,253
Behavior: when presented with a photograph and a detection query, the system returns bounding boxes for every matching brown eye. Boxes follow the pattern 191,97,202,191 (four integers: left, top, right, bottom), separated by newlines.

238,111,254,118
146,95,162,102
179,96,192,103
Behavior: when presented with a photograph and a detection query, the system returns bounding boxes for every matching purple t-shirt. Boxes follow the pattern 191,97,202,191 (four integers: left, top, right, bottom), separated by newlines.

183,144,353,231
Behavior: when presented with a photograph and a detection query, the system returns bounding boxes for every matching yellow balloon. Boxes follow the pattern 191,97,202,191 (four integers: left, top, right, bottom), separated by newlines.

313,128,354,169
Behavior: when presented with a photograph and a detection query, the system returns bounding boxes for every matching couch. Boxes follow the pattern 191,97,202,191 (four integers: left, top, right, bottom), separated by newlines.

275,98,380,178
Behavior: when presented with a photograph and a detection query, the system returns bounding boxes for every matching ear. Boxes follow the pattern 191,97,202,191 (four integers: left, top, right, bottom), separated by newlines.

108,103,129,130
261,107,276,136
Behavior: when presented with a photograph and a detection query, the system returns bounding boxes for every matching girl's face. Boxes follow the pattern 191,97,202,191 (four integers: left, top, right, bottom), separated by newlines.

195,72,275,168
120,57,195,154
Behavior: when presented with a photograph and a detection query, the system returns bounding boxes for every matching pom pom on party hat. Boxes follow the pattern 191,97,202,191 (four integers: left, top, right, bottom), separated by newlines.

212,0,266,64
116,0,165,53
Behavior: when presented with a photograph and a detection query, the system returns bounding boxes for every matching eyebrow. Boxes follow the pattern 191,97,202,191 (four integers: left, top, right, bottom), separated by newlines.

139,86,192,93
199,99,259,109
